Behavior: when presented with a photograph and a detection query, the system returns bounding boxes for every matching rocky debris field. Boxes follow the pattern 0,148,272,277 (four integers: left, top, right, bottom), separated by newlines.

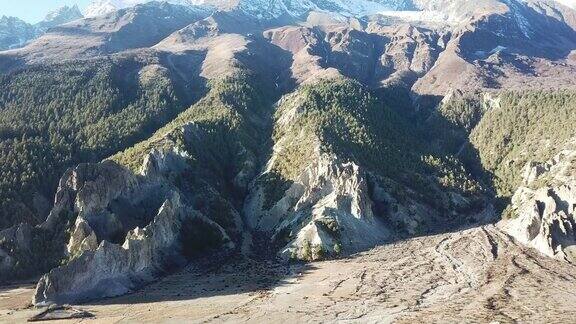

2,225,576,323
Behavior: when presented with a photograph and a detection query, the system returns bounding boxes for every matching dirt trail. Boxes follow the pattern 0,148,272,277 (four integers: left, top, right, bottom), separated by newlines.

2,225,576,323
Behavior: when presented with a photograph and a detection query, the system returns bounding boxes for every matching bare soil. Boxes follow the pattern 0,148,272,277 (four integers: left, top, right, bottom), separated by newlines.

2,225,576,323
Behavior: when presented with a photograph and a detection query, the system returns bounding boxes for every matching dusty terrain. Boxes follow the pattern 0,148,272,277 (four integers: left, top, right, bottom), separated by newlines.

2,224,576,323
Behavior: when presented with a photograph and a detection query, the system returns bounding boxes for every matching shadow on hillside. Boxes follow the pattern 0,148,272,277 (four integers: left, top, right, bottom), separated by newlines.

458,4,576,61
376,90,503,236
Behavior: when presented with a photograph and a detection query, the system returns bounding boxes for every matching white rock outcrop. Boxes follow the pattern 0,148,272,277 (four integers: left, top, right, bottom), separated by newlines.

33,192,232,305
32,149,235,305
501,147,576,263
246,155,392,260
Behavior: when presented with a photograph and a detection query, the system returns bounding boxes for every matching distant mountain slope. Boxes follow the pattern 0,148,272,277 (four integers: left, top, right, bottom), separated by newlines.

0,6,83,51
0,16,38,51
35,5,84,31
0,2,209,66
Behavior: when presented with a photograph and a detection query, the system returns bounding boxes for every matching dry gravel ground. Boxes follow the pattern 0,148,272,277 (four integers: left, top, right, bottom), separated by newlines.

2,225,576,323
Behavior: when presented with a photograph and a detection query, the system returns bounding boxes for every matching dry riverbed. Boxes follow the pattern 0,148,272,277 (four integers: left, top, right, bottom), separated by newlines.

2,225,576,323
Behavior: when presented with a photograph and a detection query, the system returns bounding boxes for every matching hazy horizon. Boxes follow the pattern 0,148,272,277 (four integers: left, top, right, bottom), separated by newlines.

0,0,92,23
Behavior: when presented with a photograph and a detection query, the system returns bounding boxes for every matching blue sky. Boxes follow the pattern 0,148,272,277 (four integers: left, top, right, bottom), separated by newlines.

0,0,92,23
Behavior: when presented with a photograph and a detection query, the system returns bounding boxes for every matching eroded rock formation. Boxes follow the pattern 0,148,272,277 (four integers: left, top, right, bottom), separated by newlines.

34,191,232,305
501,147,576,263
246,154,392,260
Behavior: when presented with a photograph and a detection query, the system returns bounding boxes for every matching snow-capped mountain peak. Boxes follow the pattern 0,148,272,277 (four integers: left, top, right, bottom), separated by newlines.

81,0,576,24
84,0,141,18
84,0,205,18
38,5,84,29
43,5,83,23
82,0,419,20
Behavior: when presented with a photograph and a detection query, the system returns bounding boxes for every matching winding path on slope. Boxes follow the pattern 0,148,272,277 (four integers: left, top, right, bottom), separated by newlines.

2,225,576,323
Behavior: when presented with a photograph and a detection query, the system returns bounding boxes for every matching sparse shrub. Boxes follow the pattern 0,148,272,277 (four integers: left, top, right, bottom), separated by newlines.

333,243,342,255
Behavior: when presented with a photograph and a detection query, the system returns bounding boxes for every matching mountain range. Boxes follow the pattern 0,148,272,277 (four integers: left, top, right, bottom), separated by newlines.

0,0,576,321
0,5,83,51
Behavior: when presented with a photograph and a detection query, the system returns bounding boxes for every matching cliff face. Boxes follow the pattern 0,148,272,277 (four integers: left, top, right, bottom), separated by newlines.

501,145,576,263
32,141,239,304
25,71,269,303
34,187,233,304
246,154,393,260
242,78,490,262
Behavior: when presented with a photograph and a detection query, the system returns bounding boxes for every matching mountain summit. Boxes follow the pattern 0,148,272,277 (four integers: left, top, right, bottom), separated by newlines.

0,5,83,50
37,4,83,30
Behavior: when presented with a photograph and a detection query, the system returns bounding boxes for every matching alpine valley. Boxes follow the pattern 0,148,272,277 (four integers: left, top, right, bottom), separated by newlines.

1,0,576,322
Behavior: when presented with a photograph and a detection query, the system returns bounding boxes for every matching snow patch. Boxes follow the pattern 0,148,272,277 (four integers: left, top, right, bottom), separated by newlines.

378,10,464,25
84,0,203,18
553,0,576,9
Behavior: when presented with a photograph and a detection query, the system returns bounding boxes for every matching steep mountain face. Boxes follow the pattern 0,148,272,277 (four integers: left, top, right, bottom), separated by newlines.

416,87,576,266
0,0,575,309
470,90,576,196
0,6,83,51
35,5,84,31
31,160,235,305
501,144,576,264
1,3,209,66
0,16,39,51
243,79,486,261
30,68,278,302
412,0,576,96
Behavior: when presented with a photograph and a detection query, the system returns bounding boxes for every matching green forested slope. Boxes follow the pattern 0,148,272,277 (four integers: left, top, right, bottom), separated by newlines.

2,54,574,233
470,90,576,197
112,72,271,172
0,57,188,230
0,72,272,282
262,78,483,212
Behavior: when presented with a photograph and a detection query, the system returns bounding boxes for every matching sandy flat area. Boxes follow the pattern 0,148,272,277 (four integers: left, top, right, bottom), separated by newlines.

2,225,576,323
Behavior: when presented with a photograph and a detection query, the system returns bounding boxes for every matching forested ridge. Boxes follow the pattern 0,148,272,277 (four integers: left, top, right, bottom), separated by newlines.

470,90,576,198
419,89,576,215
261,79,484,213
0,56,190,230
1,53,575,231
